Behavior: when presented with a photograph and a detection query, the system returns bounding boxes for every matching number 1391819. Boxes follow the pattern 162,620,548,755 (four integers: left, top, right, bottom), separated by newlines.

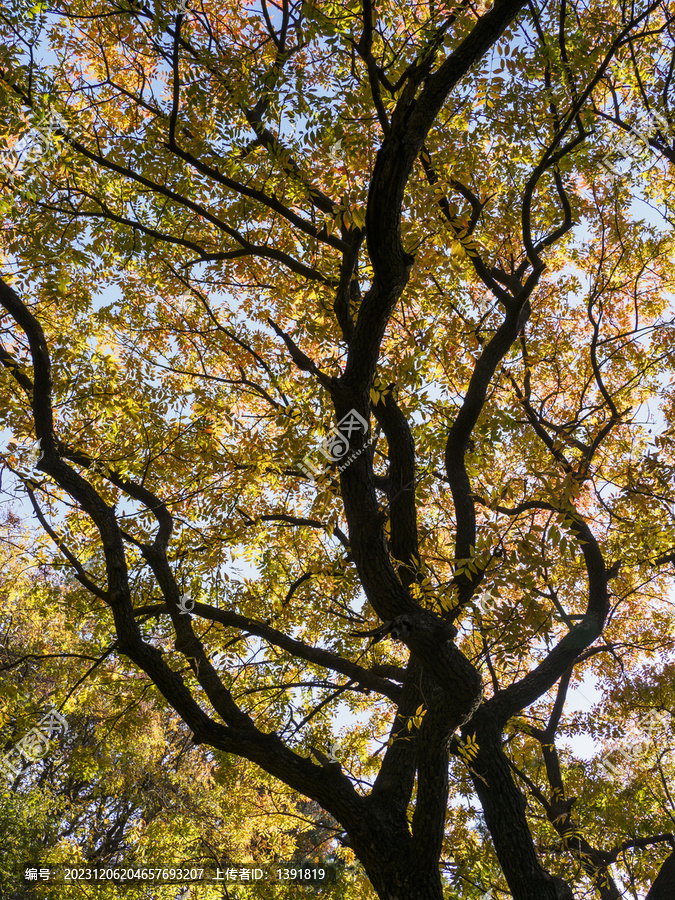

276,868,326,881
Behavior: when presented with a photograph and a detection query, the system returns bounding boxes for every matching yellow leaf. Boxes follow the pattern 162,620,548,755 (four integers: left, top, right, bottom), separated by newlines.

352,208,366,229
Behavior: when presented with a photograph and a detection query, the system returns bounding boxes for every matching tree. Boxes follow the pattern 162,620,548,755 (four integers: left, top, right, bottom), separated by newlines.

0,0,675,896
0,510,361,898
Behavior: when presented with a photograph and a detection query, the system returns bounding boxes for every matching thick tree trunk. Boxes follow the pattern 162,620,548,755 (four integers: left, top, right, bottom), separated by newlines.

646,849,675,900
468,712,574,900
348,812,444,900
362,856,444,900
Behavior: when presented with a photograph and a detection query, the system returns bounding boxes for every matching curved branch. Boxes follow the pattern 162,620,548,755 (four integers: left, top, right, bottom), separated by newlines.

133,599,403,702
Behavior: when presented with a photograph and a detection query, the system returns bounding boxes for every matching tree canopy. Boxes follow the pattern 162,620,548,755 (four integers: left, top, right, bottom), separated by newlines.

1,0,675,897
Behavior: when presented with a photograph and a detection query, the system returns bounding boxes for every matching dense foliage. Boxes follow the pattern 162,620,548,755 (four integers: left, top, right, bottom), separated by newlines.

1,0,675,897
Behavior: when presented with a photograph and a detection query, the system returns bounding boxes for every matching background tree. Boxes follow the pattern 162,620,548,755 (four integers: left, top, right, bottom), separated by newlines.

0,508,358,898
1,0,675,897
